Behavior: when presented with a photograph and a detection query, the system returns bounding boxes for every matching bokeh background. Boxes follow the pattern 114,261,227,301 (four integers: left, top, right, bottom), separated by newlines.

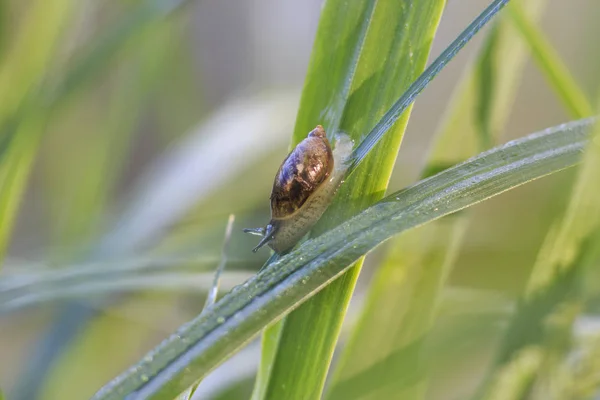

1,0,599,399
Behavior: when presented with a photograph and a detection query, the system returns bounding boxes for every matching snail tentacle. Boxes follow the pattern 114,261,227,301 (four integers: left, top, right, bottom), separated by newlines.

250,224,276,253
242,227,266,237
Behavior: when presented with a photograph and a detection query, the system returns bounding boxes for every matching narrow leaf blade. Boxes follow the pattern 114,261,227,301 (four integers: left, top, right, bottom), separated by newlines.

92,117,595,400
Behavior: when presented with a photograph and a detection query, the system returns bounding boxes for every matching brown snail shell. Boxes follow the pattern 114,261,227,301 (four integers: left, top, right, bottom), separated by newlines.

244,125,349,254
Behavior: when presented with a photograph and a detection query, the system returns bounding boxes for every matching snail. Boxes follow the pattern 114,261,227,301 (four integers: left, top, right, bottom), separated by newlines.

244,125,351,254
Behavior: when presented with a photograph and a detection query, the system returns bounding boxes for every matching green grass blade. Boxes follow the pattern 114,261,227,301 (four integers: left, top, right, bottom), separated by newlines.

259,1,447,398
327,223,467,400
250,321,284,400
91,117,595,400
257,4,512,393
0,271,251,314
346,0,511,173
427,1,545,168
507,2,593,119
327,2,547,398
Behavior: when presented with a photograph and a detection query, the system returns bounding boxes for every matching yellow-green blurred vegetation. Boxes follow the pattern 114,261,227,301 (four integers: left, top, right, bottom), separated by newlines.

1,0,600,399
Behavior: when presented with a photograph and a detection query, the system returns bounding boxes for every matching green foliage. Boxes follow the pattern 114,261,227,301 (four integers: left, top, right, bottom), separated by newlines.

480,100,600,398
0,0,76,263
92,117,595,400
2,1,600,400
328,2,547,399
256,1,447,399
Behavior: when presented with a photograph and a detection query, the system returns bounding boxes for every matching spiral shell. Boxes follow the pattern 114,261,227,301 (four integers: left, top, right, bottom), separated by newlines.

244,125,350,254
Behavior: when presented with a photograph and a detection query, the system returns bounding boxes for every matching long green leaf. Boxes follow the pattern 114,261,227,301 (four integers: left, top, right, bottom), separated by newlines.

257,1,447,398
251,4,512,394
92,117,595,400
328,1,546,398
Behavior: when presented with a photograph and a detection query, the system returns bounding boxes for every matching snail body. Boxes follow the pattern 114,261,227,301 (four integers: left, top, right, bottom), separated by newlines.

244,125,350,254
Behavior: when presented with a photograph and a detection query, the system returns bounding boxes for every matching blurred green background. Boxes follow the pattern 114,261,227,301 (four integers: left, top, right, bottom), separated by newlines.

0,0,599,399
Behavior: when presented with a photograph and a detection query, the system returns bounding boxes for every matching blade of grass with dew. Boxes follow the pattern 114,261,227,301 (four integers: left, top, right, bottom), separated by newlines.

17,91,296,400
254,1,447,398
170,214,236,400
478,102,600,398
92,117,596,400
507,1,593,119
203,215,236,311
327,2,547,399
341,0,511,175
327,226,466,400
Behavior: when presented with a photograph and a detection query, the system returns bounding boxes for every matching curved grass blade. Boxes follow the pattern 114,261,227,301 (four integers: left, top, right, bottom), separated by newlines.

327,2,548,398
92,117,595,400
260,0,447,397
0,270,253,315
17,90,295,400
262,1,510,398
